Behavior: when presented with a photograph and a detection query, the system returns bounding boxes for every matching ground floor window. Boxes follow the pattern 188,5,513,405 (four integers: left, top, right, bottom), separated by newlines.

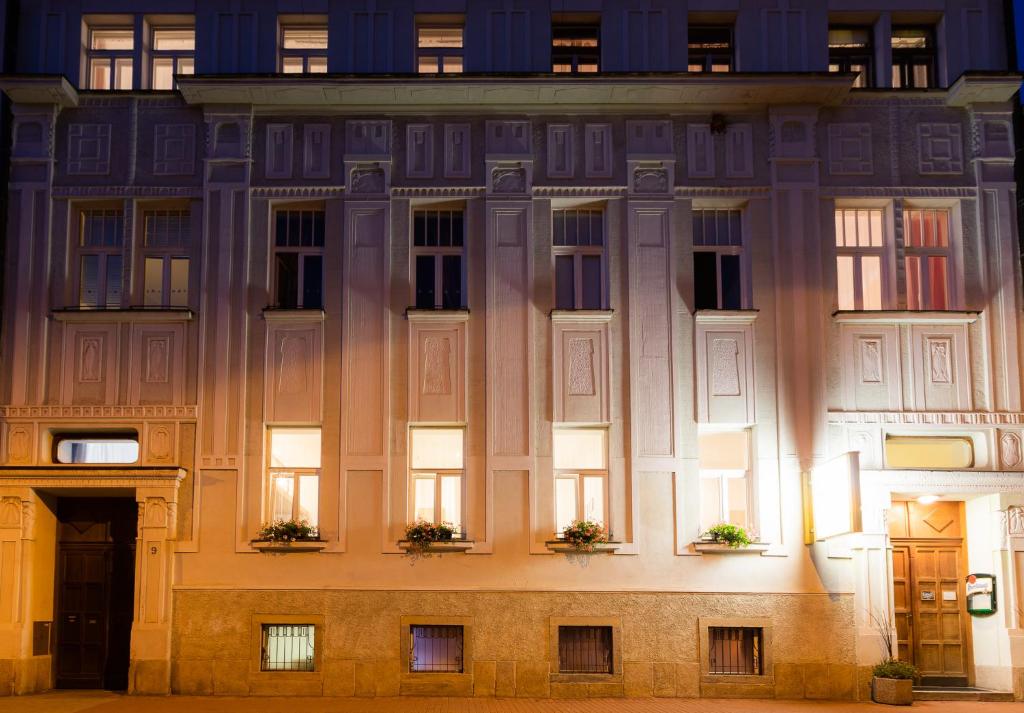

261,624,315,672
558,625,613,674
409,427,465,534
553,428,608,533
267,427,321,526
698,430,752,533
708,626,762,675
409,624,464,673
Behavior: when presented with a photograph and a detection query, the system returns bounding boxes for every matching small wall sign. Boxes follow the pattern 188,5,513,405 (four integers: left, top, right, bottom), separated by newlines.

965,573,997,616
920,590,935,601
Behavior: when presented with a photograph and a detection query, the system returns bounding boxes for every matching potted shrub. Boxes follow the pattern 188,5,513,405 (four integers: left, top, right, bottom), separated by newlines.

871,659,917,706
701,523,752,549
558,519,610,553
400,520,471,558
252,519,324,551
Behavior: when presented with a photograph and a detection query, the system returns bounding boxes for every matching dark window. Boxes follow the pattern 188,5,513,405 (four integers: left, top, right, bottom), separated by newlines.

410,625,464,673
828,26,873,87
552,22,600,73
558,626,613,674
261,624,315,672
273,209,324,309
412,209,465,309
553,208,605,310
688,26,733,72
708,627,762,675
693,209,744,310
78,210,126,308
891,26,935,88
694,252,719,310
417,24,464,74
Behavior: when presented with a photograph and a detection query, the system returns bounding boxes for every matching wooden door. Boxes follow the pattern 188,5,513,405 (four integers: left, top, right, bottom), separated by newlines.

892,544,914,663
909,541,969,686
55,545,112,689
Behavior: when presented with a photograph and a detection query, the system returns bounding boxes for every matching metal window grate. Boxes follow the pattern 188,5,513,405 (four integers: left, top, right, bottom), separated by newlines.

558,625,613,674
708,626,762,675
410,625,464,673
261,624,315,672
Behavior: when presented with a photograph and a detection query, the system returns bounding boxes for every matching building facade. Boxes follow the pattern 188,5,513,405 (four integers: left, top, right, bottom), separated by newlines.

0,0,1023,701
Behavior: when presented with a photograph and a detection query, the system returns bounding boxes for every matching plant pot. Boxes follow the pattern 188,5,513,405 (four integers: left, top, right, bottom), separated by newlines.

251,539,327,553
693,541,770,554
872,676,914,706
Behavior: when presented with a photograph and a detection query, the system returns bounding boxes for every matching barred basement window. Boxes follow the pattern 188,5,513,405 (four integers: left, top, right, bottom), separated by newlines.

708,627,762,675
409,625,464,673
260,624,315,671
558,625,613,674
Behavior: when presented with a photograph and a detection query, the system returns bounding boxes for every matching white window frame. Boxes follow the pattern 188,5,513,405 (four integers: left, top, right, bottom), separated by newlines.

692,207,749,310
834,206,892,311
415,21,465,74
85,25,135,90
411,208,466,310
408,427,466,535
554,471,609,531
149,25,195,89
77,208,126,309
698,429,755,534
552,208,607,311
902,206,956,311
279,24,328,73
265,427,321,526
142,209,191,308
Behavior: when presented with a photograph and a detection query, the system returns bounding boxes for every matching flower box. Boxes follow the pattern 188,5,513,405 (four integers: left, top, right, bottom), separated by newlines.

871,676,914,706
545,540,621,554
397,539,474,554
693,541,770,555
251,539,327,553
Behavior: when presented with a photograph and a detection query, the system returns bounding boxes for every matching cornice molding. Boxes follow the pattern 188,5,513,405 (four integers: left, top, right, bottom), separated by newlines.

0,405,197,420
829,411,1024,426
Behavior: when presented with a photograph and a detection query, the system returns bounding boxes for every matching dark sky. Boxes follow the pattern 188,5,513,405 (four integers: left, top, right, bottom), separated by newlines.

1017,0,1024,67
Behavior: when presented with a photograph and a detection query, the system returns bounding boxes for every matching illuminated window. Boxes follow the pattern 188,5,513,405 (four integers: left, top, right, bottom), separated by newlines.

891,26,935,88
416,23,464,74
828,26,873,87
280,25,328,73
699,430,751,533
553,208,605,310
552,22,600,73
410,625,464,673
558,626,612,674
709,627,762,675
835,208,887,311
553,428,608,533
884,436,974,470
150,27,194,89
412,209,465,309
78,209,125,308
55,436,139,464
86,26,134,90
143,210,190,307
261,624,315,672
903,208,951,310
693,209,745,310
273,208,325,309
410,428,464,533
267,428,321,526
688,26,733,72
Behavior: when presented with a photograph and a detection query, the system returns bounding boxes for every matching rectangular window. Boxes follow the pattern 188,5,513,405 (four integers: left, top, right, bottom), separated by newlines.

688,26,733,72
709,627,762,675
143,210,190,307
410,428,465,534
55,436,139,464
150,27,195,90
410,625,463,673
903,208,951,310
693,209,744,310
884,436,974,469
828,26,873,87
553,208,605,310
267,427,321,526
698,431,751,534
553,428,608,534
280,25,328,73
892,26,935,89
78,209,125,308
416,23,464,74
86,26,134,90
558,626,613,674
261,624,315,672
412,209,465,309
835,208,886,311
552,22,600,73
274,208,325,309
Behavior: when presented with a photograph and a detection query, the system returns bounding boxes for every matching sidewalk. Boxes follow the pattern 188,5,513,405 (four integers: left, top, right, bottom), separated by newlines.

4,692,1024,713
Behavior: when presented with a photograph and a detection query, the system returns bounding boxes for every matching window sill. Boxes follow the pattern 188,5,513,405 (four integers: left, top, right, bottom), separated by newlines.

549,672,621,684
262,307,325,323
550,309,613,323
692,541,770,555
694,309,758,324
251,539,327,553
52,307,194,323
397,539,475,554
405,308,470,322
832,310,979,325
545,540,621,554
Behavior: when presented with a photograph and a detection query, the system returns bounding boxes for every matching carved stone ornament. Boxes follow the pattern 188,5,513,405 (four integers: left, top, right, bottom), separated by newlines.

492,166,526,193
1000,432,1023,469
1007,505,1024,536
351,166,386,194
633,167,669,194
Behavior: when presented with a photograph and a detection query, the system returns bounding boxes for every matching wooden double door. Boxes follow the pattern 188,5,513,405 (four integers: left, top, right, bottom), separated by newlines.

890,500,971,687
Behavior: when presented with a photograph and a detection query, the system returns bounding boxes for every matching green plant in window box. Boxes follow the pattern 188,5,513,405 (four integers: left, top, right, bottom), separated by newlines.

256,519,320,543
403,520,457,558
560,519,609,553
701,523,752,549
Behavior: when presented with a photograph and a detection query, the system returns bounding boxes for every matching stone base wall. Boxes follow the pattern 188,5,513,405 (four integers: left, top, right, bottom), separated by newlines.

172,589,859,699
0,655,51,696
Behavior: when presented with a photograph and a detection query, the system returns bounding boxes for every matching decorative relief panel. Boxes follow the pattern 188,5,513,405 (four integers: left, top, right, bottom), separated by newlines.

348,163,388,194
687,125,714,178
265,322,323,423
769,112,816,159
67,124,112,175
3,423,36,465
696,318,755,424
144,422,176,465
488,163,531,195
211,120,247,159
584,124,612,178
12,118,47,159
345,120,391,157
409,318,466,423
980,120,1013,159
444,124,471,179
265,123,293,179
839,325,901,411
128,325,185,406
725,124,753,179
553,320,610,423
626,120,672,157
153,124,196,175
918,123,964,175
302,124,331,179
998,430,1024,471
910,324,970,410
62,324,118,405
406,124,434,179
828,123,873,175
632,165,669,194
546,124,573,179
486,120,531,156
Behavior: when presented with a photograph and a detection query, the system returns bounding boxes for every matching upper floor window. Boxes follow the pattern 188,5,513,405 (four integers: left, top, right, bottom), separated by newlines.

835,208,887,311
416,23,464,74
78,209,125,308
267,427,321,526
553,428,608,534
273,208,325,309
151,27,195,90
693,208,745,310
688,26,733,72
86,27,134,90
552,21,600,73
410,428,464,534
143,210,190,307
698,430,751,534
553,208,605,310
280,26,328,73
903,208,951,310
828,26,873,88
413,209,465,309
891,26,935,89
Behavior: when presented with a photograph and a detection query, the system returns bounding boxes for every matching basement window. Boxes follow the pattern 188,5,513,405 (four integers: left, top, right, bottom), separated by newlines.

558,625,613,674
261,624,315,672
708,626,762,675
410,625,464,673
54,435,139,464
